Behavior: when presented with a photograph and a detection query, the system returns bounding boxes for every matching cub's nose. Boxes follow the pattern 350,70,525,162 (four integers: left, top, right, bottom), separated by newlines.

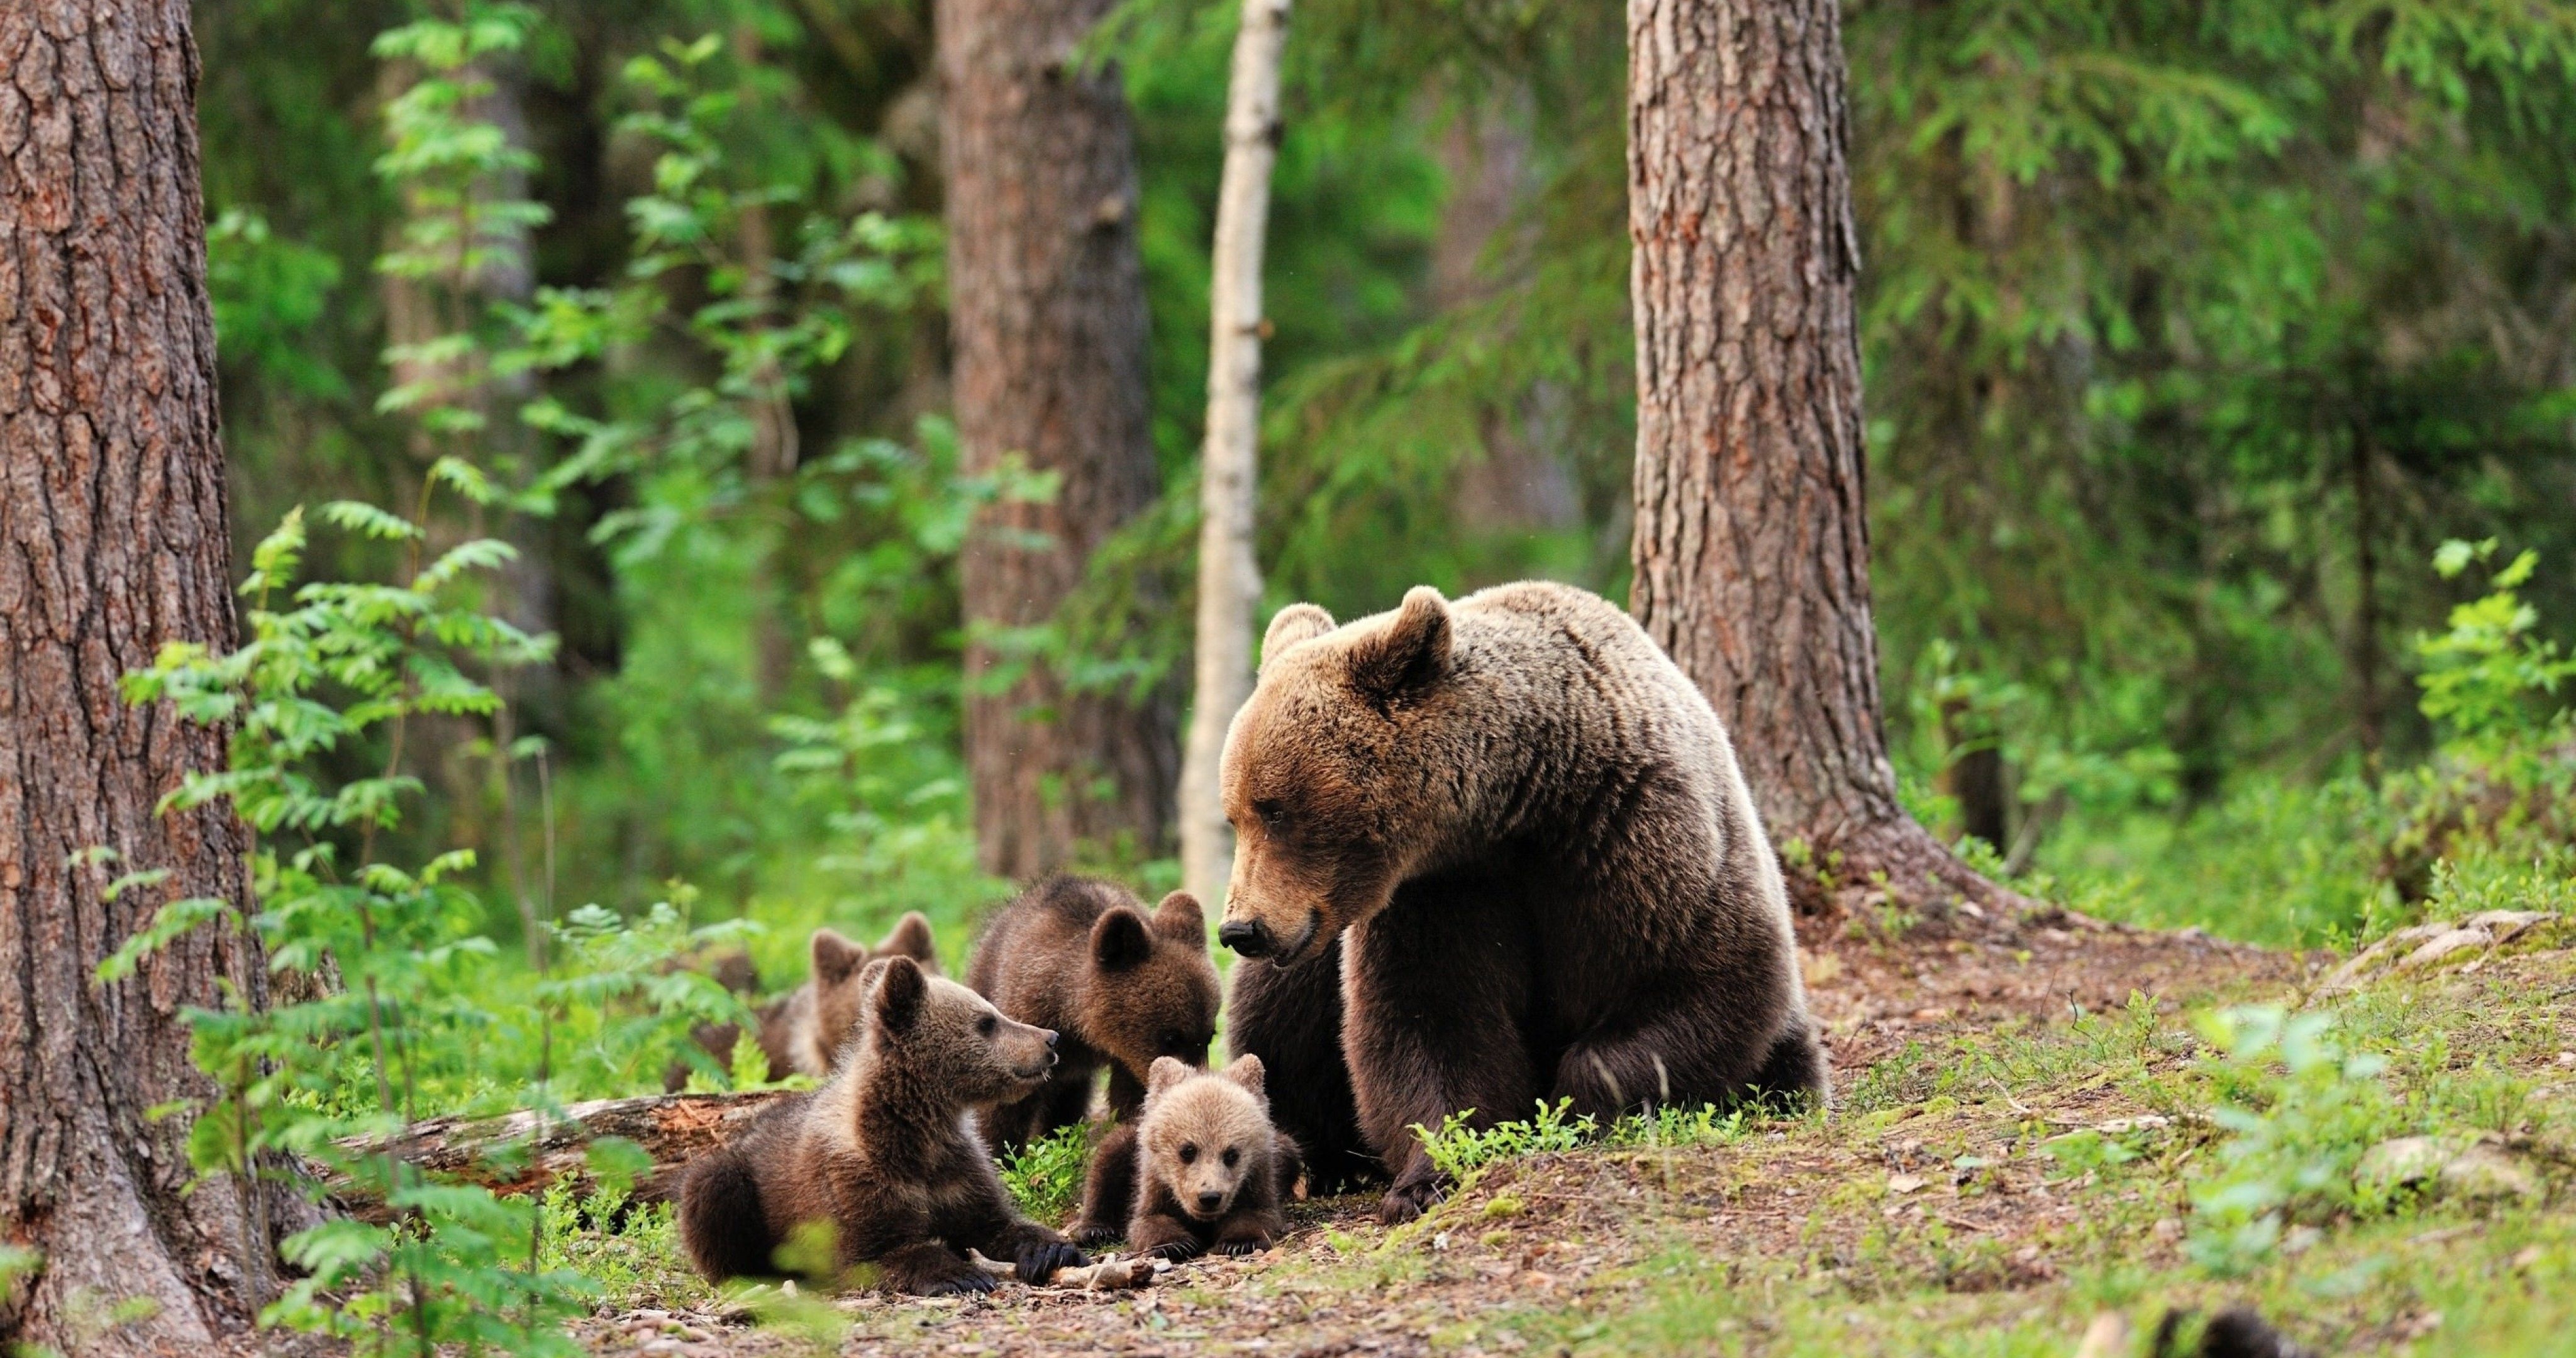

1196,1191,1224,1213
1218,921,1270,958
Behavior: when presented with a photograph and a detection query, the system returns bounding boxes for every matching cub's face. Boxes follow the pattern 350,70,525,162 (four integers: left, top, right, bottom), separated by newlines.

1220,590,1454,968
809,914,945,1065
1140,1056,1273,1222
864,957,1058,1106
1080,891,1221,1081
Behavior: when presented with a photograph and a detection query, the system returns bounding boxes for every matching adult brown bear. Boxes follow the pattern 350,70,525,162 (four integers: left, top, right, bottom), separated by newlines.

1218,582,1825,1222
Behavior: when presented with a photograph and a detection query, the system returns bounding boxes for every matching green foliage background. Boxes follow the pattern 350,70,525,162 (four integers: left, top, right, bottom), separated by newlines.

189,0,2576,975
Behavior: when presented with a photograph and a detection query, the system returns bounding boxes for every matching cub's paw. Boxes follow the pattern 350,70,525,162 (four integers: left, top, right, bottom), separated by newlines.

1213,1236,1269,1257
1014,1240,1089,1284
1069,1220,1123,1248
914,1270,997,1297
1145,1238,1206,1263
1379,1174,1446,1225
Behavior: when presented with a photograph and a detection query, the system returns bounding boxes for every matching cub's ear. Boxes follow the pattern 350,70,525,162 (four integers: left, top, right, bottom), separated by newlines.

1219,1052,1267,1097
1260,603,1336,678
1091,906,1154,971
1147,1055,1194,1098
1346,586,1452,707
811,928,867,988
874,912,939,969
871,955,926,1035
1151,891,1206,950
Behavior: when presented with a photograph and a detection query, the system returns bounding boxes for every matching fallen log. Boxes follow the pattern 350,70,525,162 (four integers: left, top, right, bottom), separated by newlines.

331,1089,794,1222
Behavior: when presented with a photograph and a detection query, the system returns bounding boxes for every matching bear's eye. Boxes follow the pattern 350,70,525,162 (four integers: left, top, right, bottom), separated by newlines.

1160,1029,1190,1054
1221,1147,1241,1169
1252,798,1288,831
976,1014,997,1037
1178,1143,1199,1165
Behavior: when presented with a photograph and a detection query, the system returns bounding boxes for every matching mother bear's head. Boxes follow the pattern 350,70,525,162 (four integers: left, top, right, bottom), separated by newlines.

1217,586,1472,969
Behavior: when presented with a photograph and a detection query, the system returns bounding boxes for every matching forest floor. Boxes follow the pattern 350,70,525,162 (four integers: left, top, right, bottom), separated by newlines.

570,904,2576,1357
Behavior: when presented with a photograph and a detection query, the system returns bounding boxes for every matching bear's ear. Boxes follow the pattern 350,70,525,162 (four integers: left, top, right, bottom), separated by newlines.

1260,603,1336,677
1218,1052,1267,1097
1147,1055,1194,1098
1346,586,1452,707
871,955,926,1035
1091,906,1154,971
1150,891,1205,950
874,912,938,968
811,928,867,988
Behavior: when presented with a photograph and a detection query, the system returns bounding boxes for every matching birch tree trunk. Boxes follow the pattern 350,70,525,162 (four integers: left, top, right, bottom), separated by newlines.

1179,0,1291,911
1624,0,2011,917
940,0,1177,878
0,2,286,1347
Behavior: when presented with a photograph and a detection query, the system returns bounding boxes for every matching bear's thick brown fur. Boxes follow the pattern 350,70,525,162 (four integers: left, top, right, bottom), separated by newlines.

674,956,1085,1294
963,877,1219,1156
1115,1055,1297,1260
1218,582,1826,1223
665,915,940,1091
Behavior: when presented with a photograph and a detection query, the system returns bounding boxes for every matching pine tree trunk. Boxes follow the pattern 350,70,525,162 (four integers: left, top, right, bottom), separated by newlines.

1179,0,1290,910
0,2,283,1347
939,0,1176,879
1625,0,2008,915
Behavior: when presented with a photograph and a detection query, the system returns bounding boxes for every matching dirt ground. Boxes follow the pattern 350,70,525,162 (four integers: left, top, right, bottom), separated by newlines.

569,905,2333,1358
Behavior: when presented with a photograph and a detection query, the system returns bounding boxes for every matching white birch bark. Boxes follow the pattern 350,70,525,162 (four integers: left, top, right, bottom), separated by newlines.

1180,0,1292,911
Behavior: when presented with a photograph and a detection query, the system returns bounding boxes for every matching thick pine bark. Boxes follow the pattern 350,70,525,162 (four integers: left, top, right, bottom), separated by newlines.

0,2,280,1347
939,0,1176,879
1624,0,2006,915
1179,0,1289,910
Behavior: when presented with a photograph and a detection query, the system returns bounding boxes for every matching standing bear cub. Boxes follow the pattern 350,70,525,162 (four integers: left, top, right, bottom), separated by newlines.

675,956,1085,1293
1219,582,1827,1224
1119,1054,1299,1261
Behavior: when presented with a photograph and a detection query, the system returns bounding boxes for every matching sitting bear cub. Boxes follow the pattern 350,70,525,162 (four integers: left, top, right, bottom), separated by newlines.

1218,582,1827,1224
675,956,1085,1294
1119,1055,1299,1261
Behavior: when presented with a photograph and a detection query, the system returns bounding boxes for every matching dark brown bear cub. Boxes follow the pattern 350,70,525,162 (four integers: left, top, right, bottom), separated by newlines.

1218,583,1826,1225
675,956,1085,1293
1120,1056,1298,1261
964,878,1219,1152
667,915,939,1091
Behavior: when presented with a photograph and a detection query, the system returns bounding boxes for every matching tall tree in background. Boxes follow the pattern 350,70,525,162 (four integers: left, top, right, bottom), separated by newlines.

1179,0,1291,911
1625,0,2004,913
0,1,282,1348
939,0,1176,878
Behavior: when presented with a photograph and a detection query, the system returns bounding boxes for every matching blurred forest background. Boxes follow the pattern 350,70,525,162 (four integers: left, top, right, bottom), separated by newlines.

198,0,2576,981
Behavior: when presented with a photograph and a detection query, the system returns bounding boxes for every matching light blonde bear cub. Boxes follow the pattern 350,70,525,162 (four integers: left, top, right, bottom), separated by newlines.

1124,1054,1302,1261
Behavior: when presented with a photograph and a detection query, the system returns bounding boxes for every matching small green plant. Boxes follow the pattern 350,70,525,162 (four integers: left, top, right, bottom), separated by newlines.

999,1122,1095,1225
2419,541,2576,751
2184,1005,2401,1277
1413,1100,1596,1183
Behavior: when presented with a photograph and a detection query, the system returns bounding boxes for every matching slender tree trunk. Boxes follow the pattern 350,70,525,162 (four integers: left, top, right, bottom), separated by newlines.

2348,417,2382,773
939,0,1176,878
1625,0,2009,915
1180,0,1290,910
0,3,282,1348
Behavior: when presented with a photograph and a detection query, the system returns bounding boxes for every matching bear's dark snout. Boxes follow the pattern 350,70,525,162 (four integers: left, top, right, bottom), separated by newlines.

1219,921,1270,957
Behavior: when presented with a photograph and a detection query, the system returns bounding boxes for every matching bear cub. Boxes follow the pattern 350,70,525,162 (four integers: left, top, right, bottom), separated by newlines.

668,915,940,1091
675,955,1086,1294
963,878,1219,1152
1119,1055,1300,1261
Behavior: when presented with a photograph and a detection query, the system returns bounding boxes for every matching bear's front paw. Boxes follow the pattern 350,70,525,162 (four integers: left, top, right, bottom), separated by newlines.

1014,1240,1089,1284
1213,1237,1267,1257
914,1269,997,1297
1379,1173,1446,1225
1145,1237,1206,1262
1069,1219,1123,1248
